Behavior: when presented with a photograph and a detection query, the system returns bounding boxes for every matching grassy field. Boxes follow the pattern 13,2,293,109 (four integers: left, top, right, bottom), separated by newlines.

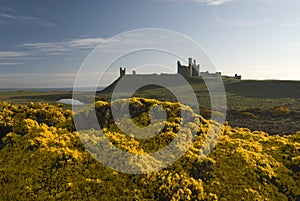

1,76,300,134
98,76,300,135
98,76,300,110
0,91,72,104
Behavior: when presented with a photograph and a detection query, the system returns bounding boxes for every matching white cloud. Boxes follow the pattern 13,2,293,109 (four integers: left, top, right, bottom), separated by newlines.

0,73,41,78
200,0,232,5
0,62,24,66
21,31,176,56
22,37,107,54
0,51,29,57
0,51,35,63
0,7,55,27
67,38,107,48
157,0,232,5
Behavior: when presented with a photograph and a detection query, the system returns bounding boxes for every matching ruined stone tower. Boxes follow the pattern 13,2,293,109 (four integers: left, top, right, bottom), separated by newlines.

119,67,126,77
177,57,200,77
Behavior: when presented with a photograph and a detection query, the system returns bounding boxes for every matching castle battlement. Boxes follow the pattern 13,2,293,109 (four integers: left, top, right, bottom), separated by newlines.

177,57,200,77
118,57,241,80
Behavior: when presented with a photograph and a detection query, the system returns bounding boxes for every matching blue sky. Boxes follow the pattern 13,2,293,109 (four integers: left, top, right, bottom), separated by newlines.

0,0,300,87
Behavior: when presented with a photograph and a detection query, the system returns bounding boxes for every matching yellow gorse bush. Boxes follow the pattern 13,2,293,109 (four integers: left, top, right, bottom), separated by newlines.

0,98,299,200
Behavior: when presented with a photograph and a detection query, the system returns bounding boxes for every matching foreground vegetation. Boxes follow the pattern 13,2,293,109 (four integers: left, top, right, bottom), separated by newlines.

0,98,299,200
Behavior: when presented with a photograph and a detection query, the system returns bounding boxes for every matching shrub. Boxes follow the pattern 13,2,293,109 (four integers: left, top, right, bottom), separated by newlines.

271,106,291,117
0,100,299,200
240,111,259,119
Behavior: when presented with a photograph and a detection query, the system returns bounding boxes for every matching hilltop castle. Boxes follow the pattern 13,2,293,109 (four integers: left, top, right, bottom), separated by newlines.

177,58,223,78
119,57,241,79
177,58,200,77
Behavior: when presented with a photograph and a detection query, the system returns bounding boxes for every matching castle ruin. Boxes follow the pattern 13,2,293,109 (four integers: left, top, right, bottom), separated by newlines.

234,74,242,79
118,58,240,79
177,58,200,77
119,67,126,77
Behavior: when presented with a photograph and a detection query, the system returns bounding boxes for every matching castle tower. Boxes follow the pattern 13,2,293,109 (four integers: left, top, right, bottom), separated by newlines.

188,58,193,66
193,59,200,76
177,61,181,74
177,58,201,77
188,58,193,77
119,67,126,77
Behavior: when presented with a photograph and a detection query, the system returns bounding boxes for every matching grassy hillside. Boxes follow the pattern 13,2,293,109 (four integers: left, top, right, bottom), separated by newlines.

0,99,299,200
97,75,300,135
99,76,300,109
0,91,72,104
1,76,300,134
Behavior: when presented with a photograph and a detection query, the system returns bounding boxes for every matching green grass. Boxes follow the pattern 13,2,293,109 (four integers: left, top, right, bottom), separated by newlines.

96,76,300,135
97,76,300,110
1,77,299,111
2,76,299,111
1,76,300,134
0,91,72,104
223,79,300,110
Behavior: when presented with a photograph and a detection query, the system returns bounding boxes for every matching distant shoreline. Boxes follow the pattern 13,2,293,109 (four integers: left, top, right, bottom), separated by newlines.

0,77,300,93
0,87,105,92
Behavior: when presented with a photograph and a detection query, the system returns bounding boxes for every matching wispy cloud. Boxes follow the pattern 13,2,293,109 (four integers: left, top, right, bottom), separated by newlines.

22,37,107,54
0,51,29,66
0,62,24,66
0,37,108,62
0,51,29,57
7,32,165,60
0,73,41,78
0,7,55,27
190,0,232,5
216,17,274,27
157,0,232,6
